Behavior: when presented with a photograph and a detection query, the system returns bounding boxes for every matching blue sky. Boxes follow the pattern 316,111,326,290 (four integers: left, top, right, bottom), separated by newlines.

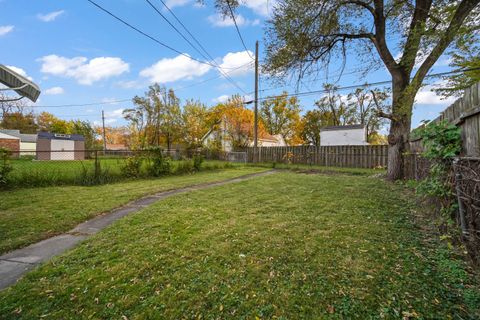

0,0,457,130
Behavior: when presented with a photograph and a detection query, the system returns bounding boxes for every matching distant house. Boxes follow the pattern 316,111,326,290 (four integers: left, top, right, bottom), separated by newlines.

105,143,128,151
0,132,20,157
36,132,85,161
202,122,287,152
0,129,37,155
320,125,368,146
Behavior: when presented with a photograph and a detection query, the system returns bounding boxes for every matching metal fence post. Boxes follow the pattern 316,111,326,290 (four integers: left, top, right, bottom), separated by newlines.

94,150,99,181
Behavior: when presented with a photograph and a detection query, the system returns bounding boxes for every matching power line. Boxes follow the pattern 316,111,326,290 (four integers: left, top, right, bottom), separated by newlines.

32,98,132,108
144,0,248,94
226,0,255,60
86,0,235,70
246,67,480,103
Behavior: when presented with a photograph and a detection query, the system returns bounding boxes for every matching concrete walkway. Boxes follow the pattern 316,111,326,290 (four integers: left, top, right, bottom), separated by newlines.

0,170,275,290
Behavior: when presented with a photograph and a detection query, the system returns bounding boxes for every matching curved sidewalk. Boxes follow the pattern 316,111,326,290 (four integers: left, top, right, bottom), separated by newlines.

0,170,276,290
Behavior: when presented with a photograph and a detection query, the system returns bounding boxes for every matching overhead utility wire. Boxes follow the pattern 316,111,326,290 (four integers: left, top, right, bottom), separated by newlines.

245,67,480,103
226,0,255,60
87,0,236,70
144,0,247,94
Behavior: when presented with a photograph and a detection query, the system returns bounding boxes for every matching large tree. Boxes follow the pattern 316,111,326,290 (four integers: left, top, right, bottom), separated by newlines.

215,0,480,180
260,91,303,145
124,84,182,149
181,99,210,150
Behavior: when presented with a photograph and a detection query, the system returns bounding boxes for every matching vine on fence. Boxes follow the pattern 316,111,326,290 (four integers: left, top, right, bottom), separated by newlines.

415,120,462,226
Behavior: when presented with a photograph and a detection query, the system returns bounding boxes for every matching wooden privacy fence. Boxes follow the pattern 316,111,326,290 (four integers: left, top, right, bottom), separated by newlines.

241,145,388,168
410,82,480,156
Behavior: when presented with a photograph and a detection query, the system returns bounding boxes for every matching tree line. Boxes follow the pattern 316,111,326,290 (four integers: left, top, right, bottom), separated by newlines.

0,83,391,151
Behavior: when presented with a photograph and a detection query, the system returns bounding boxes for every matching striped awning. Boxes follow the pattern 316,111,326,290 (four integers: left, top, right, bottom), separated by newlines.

0,64,41,102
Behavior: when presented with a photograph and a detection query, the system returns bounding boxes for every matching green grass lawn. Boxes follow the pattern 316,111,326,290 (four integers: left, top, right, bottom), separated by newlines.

0,166,268,254
1,171,478,319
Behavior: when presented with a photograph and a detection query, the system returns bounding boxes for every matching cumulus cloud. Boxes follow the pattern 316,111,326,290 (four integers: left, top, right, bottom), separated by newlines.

6,65,33,81
140,55,211,84
0,25,14,36
243,0,276,17
415,82,456,105
219,51,254,76
44,86,64,95
39,54,129,85
165,0,192,8
213,94,230,103
208,13,260,27
37,10,65,22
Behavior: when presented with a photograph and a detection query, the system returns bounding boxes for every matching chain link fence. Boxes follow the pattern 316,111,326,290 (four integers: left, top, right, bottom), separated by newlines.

453,157,480,265
1,149,237,188
405,153,480,265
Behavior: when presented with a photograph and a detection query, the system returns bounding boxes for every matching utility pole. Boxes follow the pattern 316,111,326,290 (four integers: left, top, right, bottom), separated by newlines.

101,109,107,152
254,40,259,162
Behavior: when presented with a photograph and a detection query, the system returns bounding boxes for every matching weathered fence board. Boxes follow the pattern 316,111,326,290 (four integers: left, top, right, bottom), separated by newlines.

241,145,388,168
424,82,480,156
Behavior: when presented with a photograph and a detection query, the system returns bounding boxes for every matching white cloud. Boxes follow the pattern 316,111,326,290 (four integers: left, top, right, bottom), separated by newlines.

243,0,276,17
6,65,33,81
116,80,143,89
105,108,125,118
165,0,192,8
140,55,211,84
44,86,64,95
37,10,65,22
0,25,14,36
219,51,254,76
213,94,230,103
415,82,456,105
39,55,129,85
208,13,260,27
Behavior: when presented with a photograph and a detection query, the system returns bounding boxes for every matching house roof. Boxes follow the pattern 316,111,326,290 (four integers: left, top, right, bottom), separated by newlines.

0,132,20,140
321,124,365,131
37,132,85,141
0,129,37,142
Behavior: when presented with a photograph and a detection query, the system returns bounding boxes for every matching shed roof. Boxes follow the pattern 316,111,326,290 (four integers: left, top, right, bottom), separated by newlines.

321,124,365,131
0,132,20,140
0,130,37,142
37,132,85,141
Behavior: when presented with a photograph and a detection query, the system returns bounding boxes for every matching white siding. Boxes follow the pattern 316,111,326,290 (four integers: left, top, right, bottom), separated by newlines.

320,128,368,146
51,140,75,160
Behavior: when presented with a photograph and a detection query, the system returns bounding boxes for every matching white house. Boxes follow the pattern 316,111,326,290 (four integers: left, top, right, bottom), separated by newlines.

320,124,368,146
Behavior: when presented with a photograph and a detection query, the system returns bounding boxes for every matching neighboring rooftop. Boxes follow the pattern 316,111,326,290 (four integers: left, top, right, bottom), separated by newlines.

37,132,85,141
321,124,365,131
0,132,20,140
0,130,37,142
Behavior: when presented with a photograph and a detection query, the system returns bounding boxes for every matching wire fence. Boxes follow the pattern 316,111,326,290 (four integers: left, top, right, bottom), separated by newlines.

453,157,480,265
405,153,480,266
1,149,238,188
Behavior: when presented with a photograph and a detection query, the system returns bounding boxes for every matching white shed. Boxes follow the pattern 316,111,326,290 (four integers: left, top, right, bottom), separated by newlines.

320,125,368,146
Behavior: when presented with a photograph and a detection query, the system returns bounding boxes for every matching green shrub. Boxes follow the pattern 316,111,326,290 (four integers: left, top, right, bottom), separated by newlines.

174,160,194,174
145,147,171,177
193,154,204,171
121,156,143,178
415,120,462,224
77,162,114,186
0,148,13,187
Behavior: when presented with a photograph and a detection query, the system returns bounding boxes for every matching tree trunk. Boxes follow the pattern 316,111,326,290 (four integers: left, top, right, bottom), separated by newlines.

387,76,413,180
